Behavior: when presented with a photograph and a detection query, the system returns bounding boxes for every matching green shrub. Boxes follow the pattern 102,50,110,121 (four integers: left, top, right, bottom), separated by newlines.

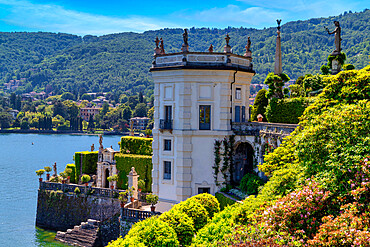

119,136,152,155
191,204,241,246
107,236,145,247
74,151,98,180
343,64,355,70
74,187,80,194
265,97,309,124
36,169,45,177
190,193,220,219
159,210,195,246
215,192,237,210
172,198,209,231
251,89,268,121
239,172,264,195
320,64,330,75
81,174,91,184
66,164,76,184
121,216,179,247
115,154,152,191
146,193,159,205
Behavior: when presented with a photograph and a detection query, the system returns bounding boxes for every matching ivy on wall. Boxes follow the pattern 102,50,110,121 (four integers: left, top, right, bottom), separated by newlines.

119,136,153,155
115,154,152,192
213,135,235,187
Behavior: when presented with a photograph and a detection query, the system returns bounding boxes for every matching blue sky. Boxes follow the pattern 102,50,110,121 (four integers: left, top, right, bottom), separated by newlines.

0,0,368,35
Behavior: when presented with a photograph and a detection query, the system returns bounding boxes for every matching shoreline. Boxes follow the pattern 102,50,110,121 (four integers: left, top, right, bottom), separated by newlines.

0,129,130,136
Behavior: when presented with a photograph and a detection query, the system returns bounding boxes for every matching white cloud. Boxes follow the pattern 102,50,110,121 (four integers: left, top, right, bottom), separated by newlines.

184,5,283,28
0,0,177,35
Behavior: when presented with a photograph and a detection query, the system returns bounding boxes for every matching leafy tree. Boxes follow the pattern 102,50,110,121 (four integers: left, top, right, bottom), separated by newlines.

60,92,75,101
121,105,132,121
0,112,13,129
87,115,95,130
264,72,290,99
52,101,67,118
133,103,147,117
251,89,268,121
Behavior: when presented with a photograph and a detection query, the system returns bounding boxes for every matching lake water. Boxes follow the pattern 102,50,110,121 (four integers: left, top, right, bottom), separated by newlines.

0,133,123,247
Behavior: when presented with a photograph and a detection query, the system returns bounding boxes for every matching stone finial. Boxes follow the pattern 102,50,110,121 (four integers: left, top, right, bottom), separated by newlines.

224,33,231,53
154,37,161,55
208,44,213,53
160,38,165,54
129,167,137,176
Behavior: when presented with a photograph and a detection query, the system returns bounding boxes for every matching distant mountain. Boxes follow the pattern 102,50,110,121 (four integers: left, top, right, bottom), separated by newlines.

0,9,369,96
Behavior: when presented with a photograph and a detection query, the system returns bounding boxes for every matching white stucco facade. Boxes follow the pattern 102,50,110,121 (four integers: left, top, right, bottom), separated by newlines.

151,52,254,202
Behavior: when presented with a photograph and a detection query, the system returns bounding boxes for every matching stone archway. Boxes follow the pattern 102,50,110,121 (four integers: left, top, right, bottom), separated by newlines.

233,142,254,185
105,168,110,188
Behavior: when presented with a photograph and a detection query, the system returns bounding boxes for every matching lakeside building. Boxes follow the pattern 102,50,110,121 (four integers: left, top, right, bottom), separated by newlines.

80,106,101,121
129,117,150,130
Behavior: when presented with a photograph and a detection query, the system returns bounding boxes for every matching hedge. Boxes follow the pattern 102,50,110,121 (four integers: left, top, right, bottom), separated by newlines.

251,89,268,121
115,153,152,191
74,151,98,181
191,193,220,219
171,198,209,231
215,192,237,210
65,163,76,184
265,97,311,124
119,136,153,155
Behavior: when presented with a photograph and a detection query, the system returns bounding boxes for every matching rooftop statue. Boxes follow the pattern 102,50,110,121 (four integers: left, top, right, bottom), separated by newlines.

246,36,251,52
155,37,160,49
183,29,188,46
225,33,230,46
325,21,342,55
208,44,213,53
160,38,165,54
276,19,282,31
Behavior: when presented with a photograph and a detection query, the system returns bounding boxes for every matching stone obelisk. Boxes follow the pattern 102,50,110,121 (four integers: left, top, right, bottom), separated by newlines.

274,20,282,75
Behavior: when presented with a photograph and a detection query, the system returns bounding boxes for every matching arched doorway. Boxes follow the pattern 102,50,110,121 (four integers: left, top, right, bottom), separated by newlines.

233,142,254,185
105,168,110,188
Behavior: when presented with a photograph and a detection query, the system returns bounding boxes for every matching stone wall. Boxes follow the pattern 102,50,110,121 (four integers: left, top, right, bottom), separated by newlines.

36,189,121,231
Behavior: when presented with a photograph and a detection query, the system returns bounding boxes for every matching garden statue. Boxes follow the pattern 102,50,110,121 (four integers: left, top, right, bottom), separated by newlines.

53,162,57,177
225,33,230,46
276,19,282,31
91,143,94,152
246,36,251,52
325,21,341,55
224,33,231,53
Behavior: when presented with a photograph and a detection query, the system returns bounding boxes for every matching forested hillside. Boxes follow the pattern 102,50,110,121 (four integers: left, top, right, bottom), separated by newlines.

0,9,369,96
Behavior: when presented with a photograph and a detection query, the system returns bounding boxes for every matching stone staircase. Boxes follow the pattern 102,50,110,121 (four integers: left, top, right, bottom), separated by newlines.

55,219,100,247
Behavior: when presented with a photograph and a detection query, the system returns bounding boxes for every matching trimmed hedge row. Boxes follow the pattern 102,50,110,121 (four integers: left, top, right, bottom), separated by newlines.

115,153,152,191
74,151,98,181
266,97,311,124
215,192,237,210
119,136,153,155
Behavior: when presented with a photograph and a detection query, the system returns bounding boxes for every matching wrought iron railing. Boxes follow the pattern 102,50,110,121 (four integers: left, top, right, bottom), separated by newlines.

159,119,172,130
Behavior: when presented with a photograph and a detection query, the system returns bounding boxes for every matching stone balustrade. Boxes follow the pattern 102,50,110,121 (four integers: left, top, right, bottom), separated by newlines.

232,121,298,138
39,181,125,198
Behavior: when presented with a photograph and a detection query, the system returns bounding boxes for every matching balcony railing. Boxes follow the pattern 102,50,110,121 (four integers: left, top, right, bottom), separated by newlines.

159,119,172,130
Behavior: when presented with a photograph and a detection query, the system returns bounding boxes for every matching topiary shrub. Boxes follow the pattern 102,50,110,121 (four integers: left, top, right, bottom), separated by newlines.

66,164,76,184
115,154,152,191
251,89,268,121
121,216,179,247
190,193,220,219
159,210,195,246
107,236,145,247
119,136,153,155
265,97,309,124
172,198,209,231
74,151,98,180
239,172,264,195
